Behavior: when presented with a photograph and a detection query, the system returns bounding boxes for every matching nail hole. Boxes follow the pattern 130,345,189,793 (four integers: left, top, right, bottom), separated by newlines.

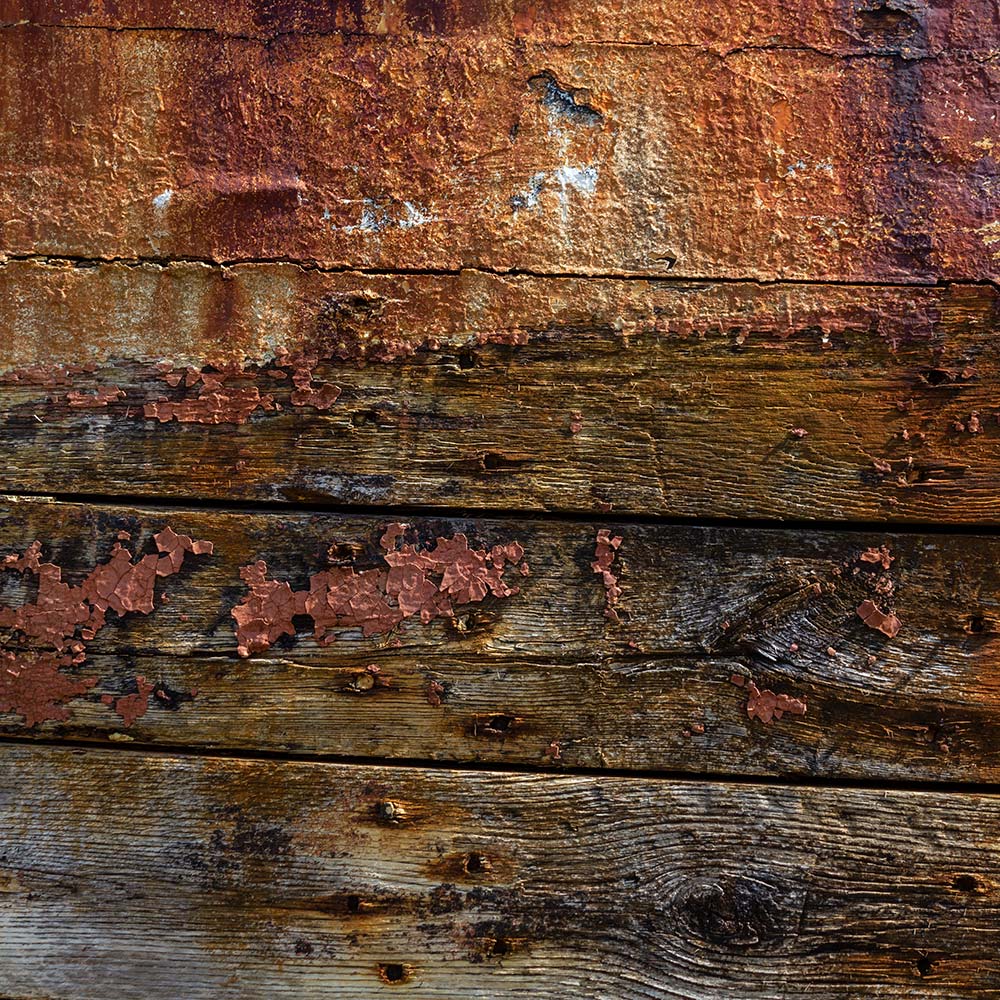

488,714,514,733
491,938,511,956
378,962,410,984
347,894,361,913
457,351,476,370
294,939,313,956
967,615,988,634
917,367,954,386
916,956,934,978
375,800,405,824
952,874,978,892
464,852,489,875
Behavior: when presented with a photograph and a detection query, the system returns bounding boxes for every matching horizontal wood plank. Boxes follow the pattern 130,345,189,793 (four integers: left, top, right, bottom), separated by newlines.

0,743,997,998
1,497,999,783
0,27,996,281
3,0,997,51
4,263,1000,521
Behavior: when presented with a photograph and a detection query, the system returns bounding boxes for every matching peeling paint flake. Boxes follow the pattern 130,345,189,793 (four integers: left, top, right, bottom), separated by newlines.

233,524,528,657
592,528,623,621
0,528,213,727
857,599,902,638
733,676,807,725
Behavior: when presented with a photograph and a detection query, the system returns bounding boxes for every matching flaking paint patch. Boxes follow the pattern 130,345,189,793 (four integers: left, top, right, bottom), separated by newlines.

591,528,623,622
731,674,807,725
232,523,527,657
0,527,213,727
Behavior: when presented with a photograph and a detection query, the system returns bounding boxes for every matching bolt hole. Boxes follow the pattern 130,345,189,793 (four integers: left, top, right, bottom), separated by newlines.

488,714,514,733
952,874,978,892
457,351,476,369
379,963,408,984
483,452,504,470
967,615,988,634
347,894,361,913
916,956,934,978
464,852,488,875
492,938,511,956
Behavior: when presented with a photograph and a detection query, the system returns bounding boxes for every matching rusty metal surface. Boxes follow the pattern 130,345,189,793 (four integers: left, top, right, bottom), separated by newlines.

0,9,996,279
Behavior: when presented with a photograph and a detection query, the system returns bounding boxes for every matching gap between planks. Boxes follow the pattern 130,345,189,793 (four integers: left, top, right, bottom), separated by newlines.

7,730,1000,798
6,251,1000,290
8,488,1000,540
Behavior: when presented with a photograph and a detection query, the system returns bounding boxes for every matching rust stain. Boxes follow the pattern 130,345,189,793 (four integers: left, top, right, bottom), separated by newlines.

232,523,528,656
0,528,213,727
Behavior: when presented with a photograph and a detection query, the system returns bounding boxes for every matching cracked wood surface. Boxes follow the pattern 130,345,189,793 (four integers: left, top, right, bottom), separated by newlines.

4,263,1000,521
3,497,1000,784
0,742,997,999
0,23,997,281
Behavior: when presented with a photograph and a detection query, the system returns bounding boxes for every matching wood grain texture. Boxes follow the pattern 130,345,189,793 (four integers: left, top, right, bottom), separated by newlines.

0,24,996,280
0,742,998,999
4,263,1000,521
3,0,997,51
2,497,1000,783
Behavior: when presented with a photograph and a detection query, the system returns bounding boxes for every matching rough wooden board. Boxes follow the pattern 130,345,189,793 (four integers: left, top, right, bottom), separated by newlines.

3,0,997,51
0,27,996,280
0,742,997,999
4,263,1000,521
2,497,999,783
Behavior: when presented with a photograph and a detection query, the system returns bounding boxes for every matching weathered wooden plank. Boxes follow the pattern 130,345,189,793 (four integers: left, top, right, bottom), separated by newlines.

0,26,996,281
2,497,1000,783
3,0,996,52
0,743,997,998
4,262,1000,521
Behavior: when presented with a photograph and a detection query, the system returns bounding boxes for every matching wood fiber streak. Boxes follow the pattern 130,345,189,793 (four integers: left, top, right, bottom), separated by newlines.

0,744,997,999
4,265,1000,521
2,498,1000,783
0,24,997,280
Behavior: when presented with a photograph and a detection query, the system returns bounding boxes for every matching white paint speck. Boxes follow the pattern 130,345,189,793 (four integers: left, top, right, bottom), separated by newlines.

152,189,173,211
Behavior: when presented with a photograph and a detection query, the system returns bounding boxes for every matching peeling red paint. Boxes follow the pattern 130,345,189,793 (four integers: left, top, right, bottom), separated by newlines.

0,653,96,728
66,386,125,408
732,676,807,725
426,680,445,706
591,528,623,621
569,411,583,435
144,367,277,425
0,528,213,726
860,545,894,570
857,599,902,638
233,524,528,657
102,675,155,727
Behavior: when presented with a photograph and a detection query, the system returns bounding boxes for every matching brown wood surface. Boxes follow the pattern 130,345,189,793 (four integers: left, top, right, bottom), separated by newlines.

3,5,1000,997
0,742,997,999
1,497,998,784
0,24,996,280
4,264,1000,521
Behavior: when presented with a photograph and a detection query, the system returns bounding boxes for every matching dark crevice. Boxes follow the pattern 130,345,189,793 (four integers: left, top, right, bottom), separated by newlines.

0,20,993,59
5,488,1000,538
2,730,1000,797
4,251,999,292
